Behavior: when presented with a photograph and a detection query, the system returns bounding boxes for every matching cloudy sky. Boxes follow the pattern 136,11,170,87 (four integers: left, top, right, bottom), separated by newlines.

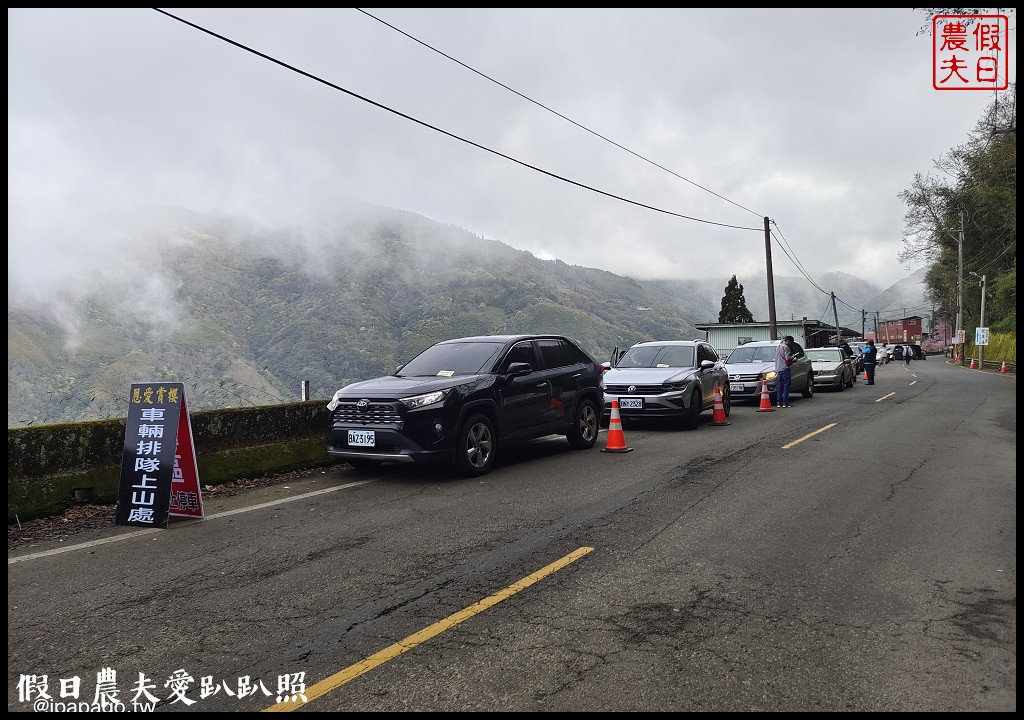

8,8,1016,305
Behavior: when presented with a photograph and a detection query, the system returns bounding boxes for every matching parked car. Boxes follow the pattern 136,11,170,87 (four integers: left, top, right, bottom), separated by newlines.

906,343,925,360
722,339,815,404
839,341,863,373
890,344,905,361
600,339,729,429
804,346,857,391
848,340,867,364
325,334,604,477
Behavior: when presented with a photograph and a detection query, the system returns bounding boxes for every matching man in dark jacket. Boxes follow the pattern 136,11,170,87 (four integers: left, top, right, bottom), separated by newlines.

838,341,861,373
862,340,878,385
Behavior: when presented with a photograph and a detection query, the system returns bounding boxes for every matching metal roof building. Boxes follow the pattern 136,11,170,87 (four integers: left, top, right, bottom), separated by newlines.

694,320,861,357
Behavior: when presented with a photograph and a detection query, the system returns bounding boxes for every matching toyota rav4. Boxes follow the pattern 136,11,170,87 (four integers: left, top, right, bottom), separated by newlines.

326,334,604,477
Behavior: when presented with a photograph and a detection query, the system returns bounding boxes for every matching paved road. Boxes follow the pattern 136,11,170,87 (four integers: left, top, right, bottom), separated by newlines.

8,359,1015,711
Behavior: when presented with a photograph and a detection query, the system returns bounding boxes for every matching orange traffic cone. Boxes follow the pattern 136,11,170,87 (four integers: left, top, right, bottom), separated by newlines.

864,367,869,381
600,400,633,453
1001,361,1007,373
756,378,775,412
969,357,976,369
708,383,731,426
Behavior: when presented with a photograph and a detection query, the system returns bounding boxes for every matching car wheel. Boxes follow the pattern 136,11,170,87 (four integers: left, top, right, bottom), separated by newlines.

801,372,814,398
837,376,845,391
681,389,702,430
454,414,496,477
346,458,381,471
567,398,600,450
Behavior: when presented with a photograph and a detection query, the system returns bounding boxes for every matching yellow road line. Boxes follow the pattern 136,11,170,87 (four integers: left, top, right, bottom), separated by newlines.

876,392,896,402
782,422,837,449
263,546,596,712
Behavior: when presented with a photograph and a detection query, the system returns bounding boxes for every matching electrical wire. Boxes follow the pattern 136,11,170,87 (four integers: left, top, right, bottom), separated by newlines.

153,8,762,234
355,8,765,221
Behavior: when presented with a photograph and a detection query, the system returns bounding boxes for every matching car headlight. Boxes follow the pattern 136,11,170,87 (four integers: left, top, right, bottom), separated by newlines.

764,370,778,381
400,388,449,409
663,380,690,391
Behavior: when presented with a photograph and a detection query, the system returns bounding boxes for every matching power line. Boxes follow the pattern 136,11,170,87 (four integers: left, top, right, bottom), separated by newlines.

154,9,763,234
770,223,825,294
355,8,765,220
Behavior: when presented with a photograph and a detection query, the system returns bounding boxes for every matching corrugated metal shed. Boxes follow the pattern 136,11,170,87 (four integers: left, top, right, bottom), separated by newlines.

695,320,860,356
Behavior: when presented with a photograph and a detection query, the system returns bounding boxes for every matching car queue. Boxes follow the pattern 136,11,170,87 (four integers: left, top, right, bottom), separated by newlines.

326,333,904,478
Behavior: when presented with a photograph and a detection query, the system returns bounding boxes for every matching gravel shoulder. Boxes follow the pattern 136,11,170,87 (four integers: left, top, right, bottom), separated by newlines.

8,468,323,552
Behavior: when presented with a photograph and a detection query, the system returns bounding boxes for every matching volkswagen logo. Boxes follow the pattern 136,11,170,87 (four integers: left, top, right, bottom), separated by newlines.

627,385,636,394
356,399,369,410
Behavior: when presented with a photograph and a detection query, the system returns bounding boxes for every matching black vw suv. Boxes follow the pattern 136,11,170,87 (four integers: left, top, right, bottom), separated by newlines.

326,334,604,477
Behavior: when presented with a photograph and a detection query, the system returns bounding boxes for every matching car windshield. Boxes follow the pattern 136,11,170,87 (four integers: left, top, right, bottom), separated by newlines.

616,345,695,368
805,348,844,362
726,345,776,363
398,341,506,376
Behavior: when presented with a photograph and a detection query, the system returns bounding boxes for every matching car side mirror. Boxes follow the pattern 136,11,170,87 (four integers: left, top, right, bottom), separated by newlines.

700,360,715,370
505,362,533,376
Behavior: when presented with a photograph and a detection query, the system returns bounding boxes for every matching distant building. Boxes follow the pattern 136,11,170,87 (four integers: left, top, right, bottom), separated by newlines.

695,319,860,357
876,316,923,344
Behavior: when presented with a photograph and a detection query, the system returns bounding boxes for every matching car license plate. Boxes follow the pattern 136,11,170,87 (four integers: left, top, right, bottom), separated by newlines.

730,383,745,393
619,397,643,409
347,430,375,447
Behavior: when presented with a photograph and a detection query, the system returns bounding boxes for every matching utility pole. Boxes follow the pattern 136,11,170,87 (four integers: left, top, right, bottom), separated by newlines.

861,309,866,339
831,292,841,345
939,213,966,364
979,274,986,369
957,211,964,365
970,272,987,368
764,216,778,340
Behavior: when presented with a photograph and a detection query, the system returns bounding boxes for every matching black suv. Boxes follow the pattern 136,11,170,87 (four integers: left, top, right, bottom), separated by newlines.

326,334,604,477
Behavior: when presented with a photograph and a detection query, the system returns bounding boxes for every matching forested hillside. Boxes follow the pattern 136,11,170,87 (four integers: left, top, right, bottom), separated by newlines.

9,204,713,427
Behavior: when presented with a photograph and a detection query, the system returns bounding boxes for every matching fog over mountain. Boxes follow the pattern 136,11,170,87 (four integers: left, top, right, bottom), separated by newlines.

7,202,928,428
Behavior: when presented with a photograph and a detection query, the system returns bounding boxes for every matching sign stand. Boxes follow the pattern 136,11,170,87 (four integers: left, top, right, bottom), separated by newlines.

115,382,204,528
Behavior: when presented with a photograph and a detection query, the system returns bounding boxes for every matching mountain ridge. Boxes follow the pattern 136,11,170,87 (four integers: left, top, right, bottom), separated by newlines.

7,202,927,428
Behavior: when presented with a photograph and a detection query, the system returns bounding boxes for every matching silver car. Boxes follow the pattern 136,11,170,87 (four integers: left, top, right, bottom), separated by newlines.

805,346,857,391
722,339,815,404
600,340,729,429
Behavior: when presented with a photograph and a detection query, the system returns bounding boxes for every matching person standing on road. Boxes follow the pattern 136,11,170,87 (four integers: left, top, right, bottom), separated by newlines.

862,339,878,385
775,336,794,407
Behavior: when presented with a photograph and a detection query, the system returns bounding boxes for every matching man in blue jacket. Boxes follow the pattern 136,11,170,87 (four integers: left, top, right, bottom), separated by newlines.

862,340,878,385
775,336,794,407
